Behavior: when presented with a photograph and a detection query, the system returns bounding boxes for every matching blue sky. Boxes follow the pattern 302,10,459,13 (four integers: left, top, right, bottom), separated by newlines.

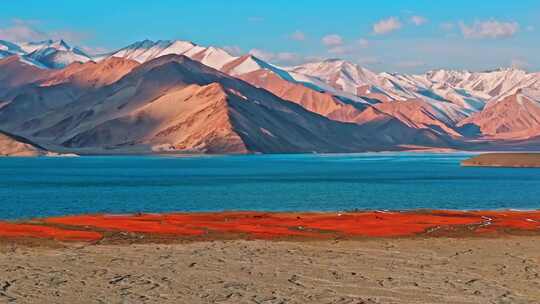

1,0,539,73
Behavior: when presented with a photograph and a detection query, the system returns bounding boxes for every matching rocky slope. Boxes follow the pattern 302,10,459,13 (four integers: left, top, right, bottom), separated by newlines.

0,54,448,154
458,90,540,140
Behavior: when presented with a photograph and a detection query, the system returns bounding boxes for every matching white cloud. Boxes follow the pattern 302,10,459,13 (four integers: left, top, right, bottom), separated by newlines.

80,45,109,55
304,55,325,62
410,16,428,26
0,19,90,43
0,19,48,42
327,46,350,55
321,34,343,47
0,19,113,56
440,22,455,31
511,58,529,69
526,25,535,32
276,52,299,62
248,48,301,64
459,20,519,39
372,17,402,35
223,45,243,56
249,48,274,61
329,41,367,55
357,38,369,48
326,38,369,55
289,30,306,41
247,16,264,23
395,60,426,68
357,57,380,65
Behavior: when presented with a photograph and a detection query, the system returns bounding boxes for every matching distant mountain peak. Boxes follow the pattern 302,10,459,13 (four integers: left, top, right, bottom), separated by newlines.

482,66,526,73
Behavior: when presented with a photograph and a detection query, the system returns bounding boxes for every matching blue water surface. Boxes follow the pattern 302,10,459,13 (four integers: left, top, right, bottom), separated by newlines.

1,153,539,220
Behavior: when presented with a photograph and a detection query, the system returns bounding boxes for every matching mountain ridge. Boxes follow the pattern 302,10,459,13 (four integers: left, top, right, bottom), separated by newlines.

1,38,539,154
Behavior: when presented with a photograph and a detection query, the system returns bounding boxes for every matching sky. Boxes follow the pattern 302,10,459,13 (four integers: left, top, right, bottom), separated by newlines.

1,0,539,73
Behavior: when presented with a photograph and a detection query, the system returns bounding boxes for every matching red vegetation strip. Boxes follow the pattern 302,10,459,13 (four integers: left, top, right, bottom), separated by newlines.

1,211,539,242
45,214,204,236
0,222,102,241
470,211,540,232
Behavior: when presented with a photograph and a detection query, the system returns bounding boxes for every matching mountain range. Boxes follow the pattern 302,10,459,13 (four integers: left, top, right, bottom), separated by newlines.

1,38,540,155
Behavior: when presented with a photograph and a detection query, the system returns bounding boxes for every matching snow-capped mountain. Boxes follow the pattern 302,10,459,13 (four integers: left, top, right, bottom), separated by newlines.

0,39,93,68
287,59,380,94
458,88,540,140
222,55,370,104
2,37,540,153
2,54,432,154
0,40,48,68
18,40,71,53
221,55,275,76
279,59,489,119
424,68,530,97
23,40,92,68
107,39,237,70
377,68,540,117
107,39,540,142
108,42,372,106
0,40,25,58
108,40,196,63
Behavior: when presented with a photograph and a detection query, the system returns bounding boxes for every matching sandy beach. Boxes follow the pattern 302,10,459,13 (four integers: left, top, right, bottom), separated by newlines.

0,211,539,303
0,237,538,304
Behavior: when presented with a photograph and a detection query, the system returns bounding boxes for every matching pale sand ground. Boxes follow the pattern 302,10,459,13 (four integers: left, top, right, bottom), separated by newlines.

461,153,540,168
0,237,539,304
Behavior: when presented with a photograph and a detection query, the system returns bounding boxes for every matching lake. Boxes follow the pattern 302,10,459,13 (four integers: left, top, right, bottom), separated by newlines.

1,153,540,220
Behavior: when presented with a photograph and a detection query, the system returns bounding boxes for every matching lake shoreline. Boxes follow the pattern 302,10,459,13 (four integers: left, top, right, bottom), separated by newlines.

0,149,532,158
2,153,540,221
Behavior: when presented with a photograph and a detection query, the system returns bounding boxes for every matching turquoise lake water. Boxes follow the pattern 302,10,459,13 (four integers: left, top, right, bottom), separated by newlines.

1,153,540,220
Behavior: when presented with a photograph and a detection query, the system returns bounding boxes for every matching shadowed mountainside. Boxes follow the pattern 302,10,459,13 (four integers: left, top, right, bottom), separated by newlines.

0,55,452,154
